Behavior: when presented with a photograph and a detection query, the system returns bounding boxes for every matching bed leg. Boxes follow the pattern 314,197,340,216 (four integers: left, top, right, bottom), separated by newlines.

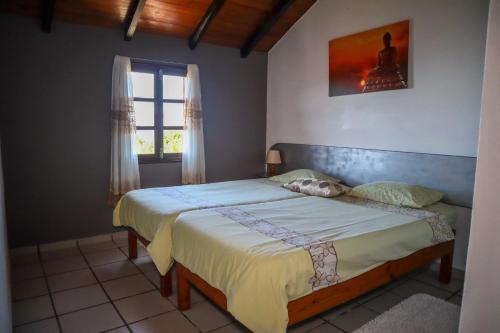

128,230,138,259
177,264,191,311
160,270,173,297
439,251,453,284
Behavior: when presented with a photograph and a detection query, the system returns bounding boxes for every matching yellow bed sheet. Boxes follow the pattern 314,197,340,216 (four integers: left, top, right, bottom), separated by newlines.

172,196,455,333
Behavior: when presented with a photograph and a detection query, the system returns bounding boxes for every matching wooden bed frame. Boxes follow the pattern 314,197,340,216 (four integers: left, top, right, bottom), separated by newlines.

127,211,454,327
175,240,454,326
127,228,173,297
128,224,454,324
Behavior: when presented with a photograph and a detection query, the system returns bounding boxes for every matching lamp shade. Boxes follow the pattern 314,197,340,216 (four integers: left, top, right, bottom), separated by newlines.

266,150,281,164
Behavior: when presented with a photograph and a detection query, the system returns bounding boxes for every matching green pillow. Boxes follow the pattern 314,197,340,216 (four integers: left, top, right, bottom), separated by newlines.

269,169,340,184
350,181,443,208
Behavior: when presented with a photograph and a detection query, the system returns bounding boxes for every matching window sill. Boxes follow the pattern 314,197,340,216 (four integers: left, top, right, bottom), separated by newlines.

139,154,182,164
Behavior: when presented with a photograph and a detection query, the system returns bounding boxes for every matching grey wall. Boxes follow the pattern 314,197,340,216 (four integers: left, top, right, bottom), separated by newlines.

0,142,12,332
0,14,268,247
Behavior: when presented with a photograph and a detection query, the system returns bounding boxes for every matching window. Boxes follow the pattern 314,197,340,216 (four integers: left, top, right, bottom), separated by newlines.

131,61,187,163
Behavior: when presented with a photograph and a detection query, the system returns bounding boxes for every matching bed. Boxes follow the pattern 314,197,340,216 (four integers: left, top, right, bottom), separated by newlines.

172,195,457,333
114,142,474,331
169,142,475,333
113,178,305,295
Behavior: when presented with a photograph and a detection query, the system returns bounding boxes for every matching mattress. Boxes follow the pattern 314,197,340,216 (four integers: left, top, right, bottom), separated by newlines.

172,195,456,333
112,179,304,274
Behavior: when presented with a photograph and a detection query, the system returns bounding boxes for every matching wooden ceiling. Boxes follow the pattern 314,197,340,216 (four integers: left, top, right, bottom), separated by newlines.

1,0,317,56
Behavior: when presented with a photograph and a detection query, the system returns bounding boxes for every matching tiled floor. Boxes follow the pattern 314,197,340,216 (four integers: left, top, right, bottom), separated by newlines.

9,232,464,333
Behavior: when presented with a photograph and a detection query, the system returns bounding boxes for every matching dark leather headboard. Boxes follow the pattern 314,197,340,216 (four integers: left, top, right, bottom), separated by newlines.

270,143,476,208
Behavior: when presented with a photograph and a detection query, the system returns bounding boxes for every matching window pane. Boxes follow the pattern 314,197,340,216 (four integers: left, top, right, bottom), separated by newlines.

135,130,155,155
163,75,184,100
132,72,154,98
134,101,154,126
163,130,183,153
163,103,184,127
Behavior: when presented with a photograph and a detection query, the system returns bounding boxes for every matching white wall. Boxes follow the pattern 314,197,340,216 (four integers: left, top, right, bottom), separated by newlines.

0,142,12,332
267,0,489,157
460,0,500,331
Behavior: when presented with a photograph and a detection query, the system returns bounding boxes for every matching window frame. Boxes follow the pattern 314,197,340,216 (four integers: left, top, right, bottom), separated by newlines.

131,60,187,164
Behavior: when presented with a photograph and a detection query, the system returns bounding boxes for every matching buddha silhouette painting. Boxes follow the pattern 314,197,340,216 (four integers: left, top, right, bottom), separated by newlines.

363,32,407,92
329,20,409,96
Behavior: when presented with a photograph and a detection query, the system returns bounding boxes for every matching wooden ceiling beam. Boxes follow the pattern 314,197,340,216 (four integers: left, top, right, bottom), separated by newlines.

240,0,295,58
124,0,146,41
41,0,56,33
188,0,226,50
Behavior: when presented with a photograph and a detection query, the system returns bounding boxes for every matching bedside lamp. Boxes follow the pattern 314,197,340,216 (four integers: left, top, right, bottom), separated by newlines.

266,150,281,176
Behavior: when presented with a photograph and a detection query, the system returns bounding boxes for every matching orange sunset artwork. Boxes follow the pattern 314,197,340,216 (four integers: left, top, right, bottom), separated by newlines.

329,20,409,97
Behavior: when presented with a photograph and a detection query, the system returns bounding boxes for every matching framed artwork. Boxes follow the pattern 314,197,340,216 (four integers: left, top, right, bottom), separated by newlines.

329,20,409,97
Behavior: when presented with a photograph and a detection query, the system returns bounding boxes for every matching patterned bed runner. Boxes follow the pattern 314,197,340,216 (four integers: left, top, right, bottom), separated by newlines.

336,196,455,243
154,188,219,208
154,179,281,209
213,206,341,291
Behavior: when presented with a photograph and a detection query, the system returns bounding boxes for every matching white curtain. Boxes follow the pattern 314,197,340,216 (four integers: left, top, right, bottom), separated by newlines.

109,55,140,205
182,64,206,184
